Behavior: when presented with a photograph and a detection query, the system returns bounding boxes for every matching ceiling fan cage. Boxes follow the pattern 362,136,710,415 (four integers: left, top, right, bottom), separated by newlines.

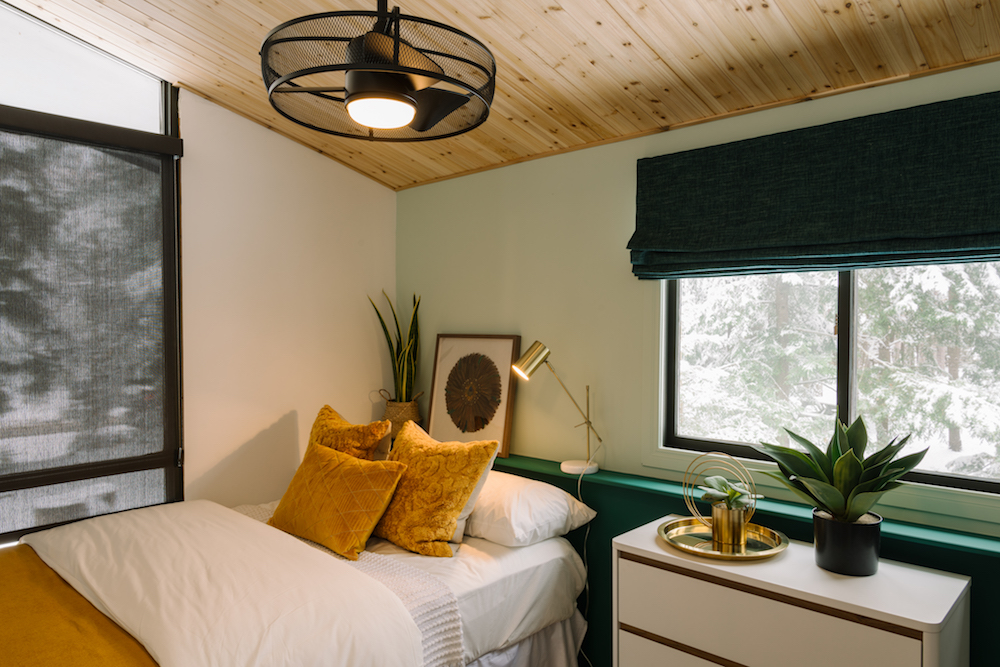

261,9,496,142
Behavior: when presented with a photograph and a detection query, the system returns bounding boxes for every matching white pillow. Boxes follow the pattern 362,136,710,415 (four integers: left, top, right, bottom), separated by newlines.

450,444,499,544
465,470,597,547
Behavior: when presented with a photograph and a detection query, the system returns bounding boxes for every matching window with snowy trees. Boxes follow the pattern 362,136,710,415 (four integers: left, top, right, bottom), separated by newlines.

666,265,1000,493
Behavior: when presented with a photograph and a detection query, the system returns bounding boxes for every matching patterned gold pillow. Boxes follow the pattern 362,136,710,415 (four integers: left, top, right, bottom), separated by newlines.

374,421,498,557
309,405,390,461
268,444,406,560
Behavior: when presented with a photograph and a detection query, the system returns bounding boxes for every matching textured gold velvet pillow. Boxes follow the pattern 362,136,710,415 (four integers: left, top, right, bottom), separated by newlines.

309,405,390,461
268,444,406,560
374,421,498,557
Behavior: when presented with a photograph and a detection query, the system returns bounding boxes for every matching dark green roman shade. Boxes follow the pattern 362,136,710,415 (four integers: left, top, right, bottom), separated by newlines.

629,90,1000,279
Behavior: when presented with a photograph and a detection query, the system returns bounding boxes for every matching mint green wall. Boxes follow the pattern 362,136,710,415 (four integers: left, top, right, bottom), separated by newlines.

397,61,1000,479
398,136,659,471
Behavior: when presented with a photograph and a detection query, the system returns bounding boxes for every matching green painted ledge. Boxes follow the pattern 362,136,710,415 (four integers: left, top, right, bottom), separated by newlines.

495,454,1000,556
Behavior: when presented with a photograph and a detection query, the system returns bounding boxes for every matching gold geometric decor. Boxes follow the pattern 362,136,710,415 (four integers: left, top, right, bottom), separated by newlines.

658,452,788,561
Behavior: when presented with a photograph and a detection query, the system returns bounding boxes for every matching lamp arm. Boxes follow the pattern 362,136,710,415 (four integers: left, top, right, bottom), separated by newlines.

545,361,603,443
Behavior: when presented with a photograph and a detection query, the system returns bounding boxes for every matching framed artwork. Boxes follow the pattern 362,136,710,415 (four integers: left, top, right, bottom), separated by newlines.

427,334,521,457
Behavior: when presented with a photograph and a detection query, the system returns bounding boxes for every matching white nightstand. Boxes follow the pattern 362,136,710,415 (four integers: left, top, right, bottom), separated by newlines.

612,516,970,667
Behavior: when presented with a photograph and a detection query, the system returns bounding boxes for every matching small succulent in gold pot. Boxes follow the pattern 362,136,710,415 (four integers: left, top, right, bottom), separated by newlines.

699,475,763,549
698,475,763,510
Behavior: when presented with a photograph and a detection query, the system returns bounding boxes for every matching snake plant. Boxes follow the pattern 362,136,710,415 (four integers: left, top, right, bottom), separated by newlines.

369,291,420,402
698,475,763,510
755,416,927,523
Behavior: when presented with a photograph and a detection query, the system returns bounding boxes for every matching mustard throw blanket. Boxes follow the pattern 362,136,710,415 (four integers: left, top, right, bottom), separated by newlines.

0,544,157,667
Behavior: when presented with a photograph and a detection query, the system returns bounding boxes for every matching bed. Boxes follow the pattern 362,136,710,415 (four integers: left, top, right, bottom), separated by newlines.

5,468,594,667
238,499,589,667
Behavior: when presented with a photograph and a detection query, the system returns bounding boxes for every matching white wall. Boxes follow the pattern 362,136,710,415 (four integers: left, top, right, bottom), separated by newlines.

180,91,397,507
397,62,1000,481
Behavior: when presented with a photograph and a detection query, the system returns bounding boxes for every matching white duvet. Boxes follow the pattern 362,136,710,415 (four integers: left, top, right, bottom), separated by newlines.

21,500,423,667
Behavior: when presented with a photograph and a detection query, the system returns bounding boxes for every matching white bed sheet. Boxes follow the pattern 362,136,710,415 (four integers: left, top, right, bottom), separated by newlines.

468,611,586,667
366,533,587,664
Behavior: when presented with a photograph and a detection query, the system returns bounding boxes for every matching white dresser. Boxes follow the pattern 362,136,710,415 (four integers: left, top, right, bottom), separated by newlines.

612,516,970,667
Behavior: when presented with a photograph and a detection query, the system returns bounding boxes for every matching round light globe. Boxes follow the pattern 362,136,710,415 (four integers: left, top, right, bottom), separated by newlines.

346,97,416,129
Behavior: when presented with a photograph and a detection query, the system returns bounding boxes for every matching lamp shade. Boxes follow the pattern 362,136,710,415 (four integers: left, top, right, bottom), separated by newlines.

512,340,550,380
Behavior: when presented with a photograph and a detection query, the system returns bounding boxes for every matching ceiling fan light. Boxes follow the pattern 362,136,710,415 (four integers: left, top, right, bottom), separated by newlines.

346,94,416,129
261,3,496,141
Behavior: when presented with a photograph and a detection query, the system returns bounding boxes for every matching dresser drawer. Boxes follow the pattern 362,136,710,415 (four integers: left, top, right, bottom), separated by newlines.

619,629,718,666
618,556,922,667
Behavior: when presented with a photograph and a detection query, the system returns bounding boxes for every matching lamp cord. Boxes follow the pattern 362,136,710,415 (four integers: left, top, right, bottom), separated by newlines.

575,442,602,667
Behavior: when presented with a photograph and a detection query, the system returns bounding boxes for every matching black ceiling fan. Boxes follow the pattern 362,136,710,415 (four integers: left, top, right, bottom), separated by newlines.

261,1,496,142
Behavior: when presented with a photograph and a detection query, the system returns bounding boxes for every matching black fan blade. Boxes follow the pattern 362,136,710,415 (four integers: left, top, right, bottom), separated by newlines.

410,88,471,132
346,32,443,91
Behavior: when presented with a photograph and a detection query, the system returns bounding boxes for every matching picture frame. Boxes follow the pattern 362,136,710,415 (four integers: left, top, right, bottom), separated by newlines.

427,334,521,458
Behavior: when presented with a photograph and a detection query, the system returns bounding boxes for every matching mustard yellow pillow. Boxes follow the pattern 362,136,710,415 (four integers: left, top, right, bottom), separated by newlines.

309,405,390,461
268,444,406,560
374,421,498,557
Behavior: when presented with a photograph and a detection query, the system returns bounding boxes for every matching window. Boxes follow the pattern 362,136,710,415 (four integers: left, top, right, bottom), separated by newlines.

0,7,182,542
667,263,1000,494
630,81,1000,534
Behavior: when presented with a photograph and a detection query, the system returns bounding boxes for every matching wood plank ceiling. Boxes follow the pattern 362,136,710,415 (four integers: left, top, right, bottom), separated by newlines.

7,0,1000,190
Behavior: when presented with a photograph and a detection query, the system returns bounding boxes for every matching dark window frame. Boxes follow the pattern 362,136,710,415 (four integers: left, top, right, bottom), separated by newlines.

0,84,183,541
664,273,1000,495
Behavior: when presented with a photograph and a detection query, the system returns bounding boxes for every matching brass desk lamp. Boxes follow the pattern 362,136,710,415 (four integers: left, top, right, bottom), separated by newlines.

512,340,602,475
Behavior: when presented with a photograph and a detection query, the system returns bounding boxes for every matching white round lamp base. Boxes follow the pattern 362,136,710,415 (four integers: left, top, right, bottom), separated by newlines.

560,460,599,475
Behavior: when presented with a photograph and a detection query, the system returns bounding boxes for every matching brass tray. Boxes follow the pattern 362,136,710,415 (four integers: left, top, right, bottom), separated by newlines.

658,517,789,561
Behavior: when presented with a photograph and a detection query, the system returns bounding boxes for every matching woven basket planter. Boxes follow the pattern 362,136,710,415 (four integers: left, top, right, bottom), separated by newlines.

381,394,422,439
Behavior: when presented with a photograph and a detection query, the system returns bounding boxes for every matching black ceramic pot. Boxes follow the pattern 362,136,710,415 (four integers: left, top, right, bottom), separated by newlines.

813,508,882,576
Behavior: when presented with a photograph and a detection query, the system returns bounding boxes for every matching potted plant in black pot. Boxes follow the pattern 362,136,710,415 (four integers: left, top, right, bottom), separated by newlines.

755,416,927,576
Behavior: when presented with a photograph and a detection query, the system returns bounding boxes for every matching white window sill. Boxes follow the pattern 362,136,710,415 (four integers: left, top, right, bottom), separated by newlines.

642,444,1000,539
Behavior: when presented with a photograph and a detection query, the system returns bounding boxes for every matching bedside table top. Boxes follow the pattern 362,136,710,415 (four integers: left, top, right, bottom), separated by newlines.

613,516,970,632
